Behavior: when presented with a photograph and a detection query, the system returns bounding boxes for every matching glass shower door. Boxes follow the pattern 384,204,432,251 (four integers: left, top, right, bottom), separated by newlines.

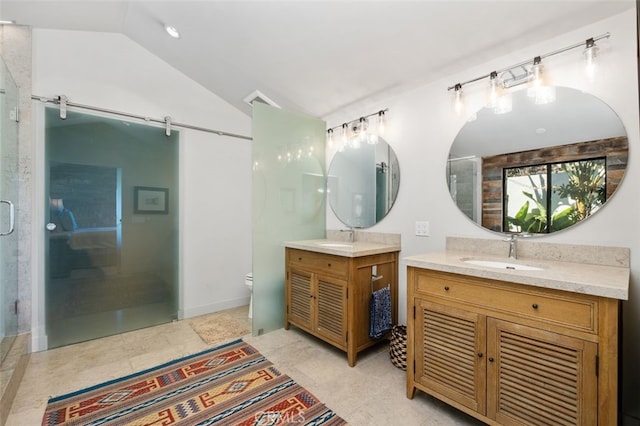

45,108,179,348
0,58,19,363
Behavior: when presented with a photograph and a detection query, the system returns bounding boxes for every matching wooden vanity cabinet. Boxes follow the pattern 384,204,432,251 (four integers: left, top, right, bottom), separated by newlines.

285,247,399,366
407,268,619,426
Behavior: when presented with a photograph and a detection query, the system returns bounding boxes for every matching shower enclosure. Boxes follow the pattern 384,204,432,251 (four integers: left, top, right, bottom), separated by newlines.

447,156,481,223
0,57,19,364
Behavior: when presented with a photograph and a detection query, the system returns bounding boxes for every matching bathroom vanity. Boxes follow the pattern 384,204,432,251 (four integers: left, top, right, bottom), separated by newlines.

284,233,400,366
405,237,629,426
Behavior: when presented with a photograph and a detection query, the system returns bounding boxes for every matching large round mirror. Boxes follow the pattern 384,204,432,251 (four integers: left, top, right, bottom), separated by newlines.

447,86,628,234
328,136,400,228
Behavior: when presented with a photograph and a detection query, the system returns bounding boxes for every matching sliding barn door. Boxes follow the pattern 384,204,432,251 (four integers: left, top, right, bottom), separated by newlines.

44,107,179,348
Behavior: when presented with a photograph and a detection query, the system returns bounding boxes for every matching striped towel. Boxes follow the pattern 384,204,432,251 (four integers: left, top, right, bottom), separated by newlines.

369,285,392,339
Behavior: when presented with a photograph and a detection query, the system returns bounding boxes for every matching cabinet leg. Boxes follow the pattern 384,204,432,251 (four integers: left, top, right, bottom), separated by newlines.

284,321,290,330
407,385,416,400
347,351,357,367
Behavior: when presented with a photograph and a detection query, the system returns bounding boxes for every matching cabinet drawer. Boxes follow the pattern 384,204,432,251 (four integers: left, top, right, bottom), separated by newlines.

287,249,348,278
415,271,598,334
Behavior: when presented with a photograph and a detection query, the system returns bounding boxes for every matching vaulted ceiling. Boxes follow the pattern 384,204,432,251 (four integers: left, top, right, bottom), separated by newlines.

2,1,634,117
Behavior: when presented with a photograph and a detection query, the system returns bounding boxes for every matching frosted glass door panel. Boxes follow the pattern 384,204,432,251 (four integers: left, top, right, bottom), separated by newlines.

45,108,179,348
252,103,325,335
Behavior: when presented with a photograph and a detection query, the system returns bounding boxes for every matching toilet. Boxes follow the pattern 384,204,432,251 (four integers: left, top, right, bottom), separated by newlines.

245,272,253,318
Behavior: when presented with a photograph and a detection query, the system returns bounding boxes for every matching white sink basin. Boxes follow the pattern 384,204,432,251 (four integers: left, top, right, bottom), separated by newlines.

463,259,543,271
316,242,353,248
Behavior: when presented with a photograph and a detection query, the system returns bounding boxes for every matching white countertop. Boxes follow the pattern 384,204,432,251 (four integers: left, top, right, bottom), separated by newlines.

405,250,629,300
284,239,401,258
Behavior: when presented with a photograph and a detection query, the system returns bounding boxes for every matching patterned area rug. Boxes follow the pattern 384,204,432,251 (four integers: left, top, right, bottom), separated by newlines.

189,312,250,346
42,339,346,425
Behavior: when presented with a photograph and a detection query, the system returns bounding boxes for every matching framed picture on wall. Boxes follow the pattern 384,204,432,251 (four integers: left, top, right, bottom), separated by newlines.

134,186,169,214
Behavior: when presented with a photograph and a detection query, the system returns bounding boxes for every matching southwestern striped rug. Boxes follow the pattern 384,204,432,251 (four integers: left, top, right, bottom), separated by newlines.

42,339,346,425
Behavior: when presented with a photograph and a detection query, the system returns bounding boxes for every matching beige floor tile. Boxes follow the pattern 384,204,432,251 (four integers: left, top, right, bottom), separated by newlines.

7,307,482,426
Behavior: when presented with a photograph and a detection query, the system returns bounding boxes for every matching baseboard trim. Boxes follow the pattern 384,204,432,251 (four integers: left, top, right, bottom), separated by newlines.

179,296,250,320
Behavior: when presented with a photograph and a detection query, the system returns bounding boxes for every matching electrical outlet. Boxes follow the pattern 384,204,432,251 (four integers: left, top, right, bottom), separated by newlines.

415,221,430,236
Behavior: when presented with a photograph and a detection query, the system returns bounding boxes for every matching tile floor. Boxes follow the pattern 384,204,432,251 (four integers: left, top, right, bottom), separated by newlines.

7,306,482,425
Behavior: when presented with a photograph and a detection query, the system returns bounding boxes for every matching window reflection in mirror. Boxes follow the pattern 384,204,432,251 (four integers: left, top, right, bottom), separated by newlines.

504,158,606,233
448,86,628,235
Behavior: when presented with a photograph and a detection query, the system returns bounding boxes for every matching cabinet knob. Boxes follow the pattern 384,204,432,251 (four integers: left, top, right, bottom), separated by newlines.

444,286,450,291
477,352,483,358
298,257,302,261
488,357,494,362
328,263,331,267
532,303,539,309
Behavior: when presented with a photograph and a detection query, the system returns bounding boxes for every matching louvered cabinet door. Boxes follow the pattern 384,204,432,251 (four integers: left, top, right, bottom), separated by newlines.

287,269,313,331
315,275,348,349
487,318,598,426
415,299,487,414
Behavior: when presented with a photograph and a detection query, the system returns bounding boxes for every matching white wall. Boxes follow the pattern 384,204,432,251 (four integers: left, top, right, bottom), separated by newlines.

324,10,640,417
31,29,253,345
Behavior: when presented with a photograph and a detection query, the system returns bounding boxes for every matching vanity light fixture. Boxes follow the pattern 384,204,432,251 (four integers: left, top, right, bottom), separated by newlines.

487,71,500,107
357,117,369,145
0,20,16,25
164,24,181,39
447,32,610,114
377,110,386,136
339,123,349,151
529,56,544,90
584,37,598,81
327,128,334,148
526,56,555,104
487,71,511,113
327,109,389,150
453,84,464,115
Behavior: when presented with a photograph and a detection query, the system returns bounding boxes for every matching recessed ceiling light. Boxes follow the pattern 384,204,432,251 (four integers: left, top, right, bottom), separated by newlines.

164,25,180,39
535,127,547,134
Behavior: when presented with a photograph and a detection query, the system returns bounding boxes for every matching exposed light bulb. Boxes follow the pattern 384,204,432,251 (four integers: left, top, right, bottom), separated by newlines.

487,71,500,108
377,110,386,136
340,123,348,151
526,56,554,104
453,84,464,115
533,86,556,105
327,128,334,148
494,93,513,114
584,38,598,81
530,56,543,89
358,117,368,144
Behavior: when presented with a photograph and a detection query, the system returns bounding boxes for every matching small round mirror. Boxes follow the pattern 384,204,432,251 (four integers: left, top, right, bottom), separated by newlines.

327,136,400,228
447,86,628,234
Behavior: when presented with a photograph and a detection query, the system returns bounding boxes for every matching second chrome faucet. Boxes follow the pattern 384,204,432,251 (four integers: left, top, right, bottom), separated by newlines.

506,234,518,259
504,233,532,259
340,228,355,242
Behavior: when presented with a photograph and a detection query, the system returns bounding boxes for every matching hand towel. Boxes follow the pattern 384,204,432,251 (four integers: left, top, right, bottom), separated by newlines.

369,285,392,339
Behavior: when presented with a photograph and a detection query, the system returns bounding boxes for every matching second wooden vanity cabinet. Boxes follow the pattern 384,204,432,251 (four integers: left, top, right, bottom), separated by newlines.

285,247,399,366
407,267,620,426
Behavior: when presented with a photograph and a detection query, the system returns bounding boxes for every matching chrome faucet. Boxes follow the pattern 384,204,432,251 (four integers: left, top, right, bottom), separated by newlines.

505,234,518,259
340,228,355,242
